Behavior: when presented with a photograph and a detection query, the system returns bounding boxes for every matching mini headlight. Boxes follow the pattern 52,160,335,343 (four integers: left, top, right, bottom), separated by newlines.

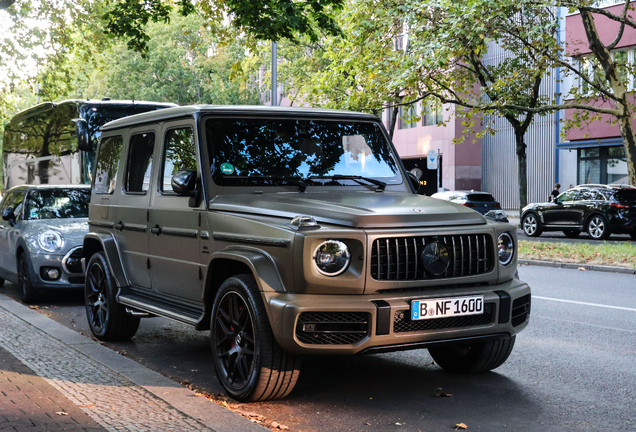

313,240,351,277
38,231,64,253
497,232,514,266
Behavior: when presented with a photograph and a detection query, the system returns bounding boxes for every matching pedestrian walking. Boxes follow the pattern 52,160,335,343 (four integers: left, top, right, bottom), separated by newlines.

550,183,561,202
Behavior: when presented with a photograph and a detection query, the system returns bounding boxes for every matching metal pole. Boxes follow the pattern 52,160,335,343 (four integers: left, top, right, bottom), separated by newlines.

271,41,277,106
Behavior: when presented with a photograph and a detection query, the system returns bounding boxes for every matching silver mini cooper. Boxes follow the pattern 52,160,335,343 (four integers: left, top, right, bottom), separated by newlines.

0,185,90,302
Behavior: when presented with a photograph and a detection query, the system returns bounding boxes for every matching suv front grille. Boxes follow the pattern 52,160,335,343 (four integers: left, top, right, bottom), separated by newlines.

371,234,494,281
296,312,370,345
393,303,494,333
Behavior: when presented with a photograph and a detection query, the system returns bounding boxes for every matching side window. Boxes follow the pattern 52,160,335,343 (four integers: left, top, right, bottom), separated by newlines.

556,190,575,203
125,132,155,194
0,193,15,213
12,192,26,219
161,127,196,193
93,136,123,194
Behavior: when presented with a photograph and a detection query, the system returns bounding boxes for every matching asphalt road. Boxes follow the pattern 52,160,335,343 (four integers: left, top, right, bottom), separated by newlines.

1,266,635,431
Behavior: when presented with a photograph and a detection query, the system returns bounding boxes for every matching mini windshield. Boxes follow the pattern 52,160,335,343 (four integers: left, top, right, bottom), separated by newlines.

26,189,90,220
205,117,401,188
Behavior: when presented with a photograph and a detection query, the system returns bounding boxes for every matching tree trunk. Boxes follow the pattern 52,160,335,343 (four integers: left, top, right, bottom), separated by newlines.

617,115,636,186
388,103,399,140
515,131,528,216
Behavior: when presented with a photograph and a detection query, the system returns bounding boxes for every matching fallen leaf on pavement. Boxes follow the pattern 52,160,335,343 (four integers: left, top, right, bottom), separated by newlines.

435,392,452,397
28,305,39,309
365,422,371,426
577,267,586,271
55,412,68,416
455,423,468,430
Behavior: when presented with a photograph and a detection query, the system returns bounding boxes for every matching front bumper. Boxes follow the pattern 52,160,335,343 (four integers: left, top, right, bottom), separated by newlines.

27,249,85,290
263,278,530,355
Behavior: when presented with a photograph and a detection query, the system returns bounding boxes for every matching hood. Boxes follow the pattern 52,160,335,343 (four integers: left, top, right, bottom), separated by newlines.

21,219,89,253
209,192,486,228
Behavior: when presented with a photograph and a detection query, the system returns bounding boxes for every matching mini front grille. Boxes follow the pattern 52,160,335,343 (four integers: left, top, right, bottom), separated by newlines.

64,247,84,274
511,294,531,327
296,312,369,345
371,234,494,281
393,303,494,333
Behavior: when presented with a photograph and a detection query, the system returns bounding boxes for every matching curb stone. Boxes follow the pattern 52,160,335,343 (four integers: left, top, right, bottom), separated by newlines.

0,293,267,432
518,259,636,274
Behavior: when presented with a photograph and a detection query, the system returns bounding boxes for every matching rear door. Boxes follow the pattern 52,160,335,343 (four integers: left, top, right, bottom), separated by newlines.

114,128,159,289
148,121,205,301
0,193,15,275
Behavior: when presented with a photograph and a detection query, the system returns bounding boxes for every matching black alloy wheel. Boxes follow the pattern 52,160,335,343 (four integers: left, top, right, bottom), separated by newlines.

522,213,542,237
85,252,140,341
17,253,37,303
214,290,257,391
211,274,301,402
563,229,581,238
587,215,610,240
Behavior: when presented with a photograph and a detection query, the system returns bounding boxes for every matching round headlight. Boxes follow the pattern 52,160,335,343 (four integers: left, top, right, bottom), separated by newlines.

38,231,64,253
497,232,514,266
313,240,351,277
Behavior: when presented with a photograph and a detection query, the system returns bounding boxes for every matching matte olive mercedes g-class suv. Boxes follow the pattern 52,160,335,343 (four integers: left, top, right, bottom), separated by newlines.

82,105,530,401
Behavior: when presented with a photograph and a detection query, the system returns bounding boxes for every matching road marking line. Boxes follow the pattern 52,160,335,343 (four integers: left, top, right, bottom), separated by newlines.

533,296,636,312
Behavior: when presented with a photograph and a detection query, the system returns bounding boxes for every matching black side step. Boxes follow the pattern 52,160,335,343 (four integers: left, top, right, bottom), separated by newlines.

118,290,204,327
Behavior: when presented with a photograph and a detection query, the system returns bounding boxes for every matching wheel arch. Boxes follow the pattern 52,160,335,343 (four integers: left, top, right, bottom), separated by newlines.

83,232,129,288
198,247,286,331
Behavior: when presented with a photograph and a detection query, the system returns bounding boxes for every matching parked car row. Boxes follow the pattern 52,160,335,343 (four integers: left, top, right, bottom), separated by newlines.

521,184,636,240
0,104,531,403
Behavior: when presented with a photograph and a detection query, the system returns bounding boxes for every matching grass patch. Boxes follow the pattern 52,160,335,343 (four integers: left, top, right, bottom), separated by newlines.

518,240,636,269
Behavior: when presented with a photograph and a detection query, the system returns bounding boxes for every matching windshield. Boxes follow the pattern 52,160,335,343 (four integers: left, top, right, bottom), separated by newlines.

26,188,90,220
205,117,402,188
80,104,170,183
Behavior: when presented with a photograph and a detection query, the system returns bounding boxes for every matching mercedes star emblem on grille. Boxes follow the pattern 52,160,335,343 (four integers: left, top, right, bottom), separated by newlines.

421,241,450,276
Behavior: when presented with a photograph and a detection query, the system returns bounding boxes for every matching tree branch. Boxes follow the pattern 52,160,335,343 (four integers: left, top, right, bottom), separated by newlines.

606,0,631,50
578,4,636,31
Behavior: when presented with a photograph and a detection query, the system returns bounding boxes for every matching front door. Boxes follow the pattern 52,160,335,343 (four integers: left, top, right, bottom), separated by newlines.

543,190,578,225
0,193,16,276
148,123,205,301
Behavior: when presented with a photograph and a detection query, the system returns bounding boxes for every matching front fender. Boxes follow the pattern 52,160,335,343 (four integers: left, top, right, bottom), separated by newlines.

83,232,129,288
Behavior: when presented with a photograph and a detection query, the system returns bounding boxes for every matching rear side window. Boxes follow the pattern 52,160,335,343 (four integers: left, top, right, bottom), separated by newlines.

615,189,636,203
467,194,495,202
125,132,155,194
161,127,196,193
93,136,123,194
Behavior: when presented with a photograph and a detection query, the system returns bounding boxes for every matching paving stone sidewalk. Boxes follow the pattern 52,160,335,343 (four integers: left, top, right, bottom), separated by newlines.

0,295,265,432
0,345,106,432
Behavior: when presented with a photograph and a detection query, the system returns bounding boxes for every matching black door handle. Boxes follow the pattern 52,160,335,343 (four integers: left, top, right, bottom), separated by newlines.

114,222,124,231
151,225,162,235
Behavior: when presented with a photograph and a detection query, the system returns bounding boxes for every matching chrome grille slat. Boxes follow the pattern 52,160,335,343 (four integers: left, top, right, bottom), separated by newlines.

371,234,493,281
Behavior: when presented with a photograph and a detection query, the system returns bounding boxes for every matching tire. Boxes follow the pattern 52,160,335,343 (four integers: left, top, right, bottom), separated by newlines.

522,213,542,237
429,335,516,374
563,230,581,238
210,274,301,402
85,252,140,341
586,214,610,240
17,252,38,303
629,230,636,241
0,277,4,287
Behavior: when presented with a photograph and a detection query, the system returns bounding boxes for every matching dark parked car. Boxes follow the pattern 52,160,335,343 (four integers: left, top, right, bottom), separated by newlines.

0,185,90,302
432,190,508,222
521,185,636,240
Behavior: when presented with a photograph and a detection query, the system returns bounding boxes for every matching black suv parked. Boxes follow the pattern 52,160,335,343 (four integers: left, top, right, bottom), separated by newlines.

521,185,636,240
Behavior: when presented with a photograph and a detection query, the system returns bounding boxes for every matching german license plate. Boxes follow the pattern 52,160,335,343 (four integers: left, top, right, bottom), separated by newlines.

411,295,484,320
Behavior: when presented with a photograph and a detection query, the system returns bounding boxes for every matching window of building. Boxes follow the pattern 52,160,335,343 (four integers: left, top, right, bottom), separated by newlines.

399,98,419,129
577,50,634,94
422,98,442,126
577,146,628,185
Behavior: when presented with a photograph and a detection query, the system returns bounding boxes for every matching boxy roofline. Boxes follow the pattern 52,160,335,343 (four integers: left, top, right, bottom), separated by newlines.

100,105,381,132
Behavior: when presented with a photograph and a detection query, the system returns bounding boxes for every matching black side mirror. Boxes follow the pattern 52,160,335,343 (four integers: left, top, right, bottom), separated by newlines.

171,169,197,196
72,118,92,152
2,207,16,226
407,172,420,192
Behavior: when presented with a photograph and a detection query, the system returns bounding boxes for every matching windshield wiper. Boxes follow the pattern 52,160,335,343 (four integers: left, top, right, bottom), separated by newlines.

310,175,386,191
228,175,308,192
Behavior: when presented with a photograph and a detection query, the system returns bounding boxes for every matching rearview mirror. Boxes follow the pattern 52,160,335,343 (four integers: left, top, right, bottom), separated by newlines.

407,172,420,192
171,169,197,196
2,207,16,226
72,118,92,152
